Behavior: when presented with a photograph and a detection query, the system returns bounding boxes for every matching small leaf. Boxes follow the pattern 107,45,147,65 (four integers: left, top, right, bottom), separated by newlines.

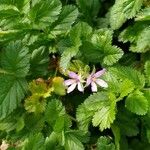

30,46,49,77
52,77,66,96
145,61,150,85
125,90,148,115
65,131,84,150
77,92,116,131
96,136,115,150
22,133,45,150
135,7,150,21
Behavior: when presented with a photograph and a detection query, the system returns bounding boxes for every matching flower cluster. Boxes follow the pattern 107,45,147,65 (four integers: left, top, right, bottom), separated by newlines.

64,69,108,93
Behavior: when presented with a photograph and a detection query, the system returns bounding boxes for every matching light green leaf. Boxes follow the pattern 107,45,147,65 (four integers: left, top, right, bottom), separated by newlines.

110,0,126,30
118,79,135,100
52,77,66,96
60,46,79,70
131,27,150,53
110,0,143,30
125,90,148,115
77,92,116,131
123,0,143,18
110,66,145,89
29,0,62,28
59,22,89,70
119,22,147,43
51,5,78,35
65,131,84,150
135,7,150,21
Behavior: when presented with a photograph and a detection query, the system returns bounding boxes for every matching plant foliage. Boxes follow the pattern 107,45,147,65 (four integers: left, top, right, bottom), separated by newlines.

0,0,150,149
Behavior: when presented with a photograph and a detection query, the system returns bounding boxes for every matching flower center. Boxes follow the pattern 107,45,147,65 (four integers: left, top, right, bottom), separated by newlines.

92,77,96,82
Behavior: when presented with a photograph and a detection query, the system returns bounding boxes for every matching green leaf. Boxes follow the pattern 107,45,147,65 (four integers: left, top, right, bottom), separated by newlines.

60,46,79,70
110,66,145,89
118,79,135,100
59,22,90,70
1,41,30,77
135,7,150,21
0,76,28,118
22,133,45,150
0,0,30,11
76,0,101,24
110,0,126,30
111,124,120,150
45,132,62,150
24,79,53,113
0,110,22,132
77,92,116,131
30,46,49,77
110,0,143,30
81,29,123,65
51,5,78,35
29,0,62,28
115,106,139,136
0,4,20,19
96,136,115,150
131,27,150,53
24,113,45,134
125,90,148,115
145,61,150,85
0,41,30,119
103,45,124,66
123,0,143,19
45,99,71,131
52,77,66,96
119,22,147,43
65,131,84,150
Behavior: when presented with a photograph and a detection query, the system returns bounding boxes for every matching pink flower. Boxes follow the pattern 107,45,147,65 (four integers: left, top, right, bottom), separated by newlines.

64,72,84,93
86,69,108,92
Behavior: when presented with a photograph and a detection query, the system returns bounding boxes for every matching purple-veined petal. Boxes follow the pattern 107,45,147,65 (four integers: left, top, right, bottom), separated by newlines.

95,79,108,88
64,79,75,86
86,75,92,86
94,69,106,78
91,82,97,92
68,72,78,79
67,83,77,93
77,82,84,92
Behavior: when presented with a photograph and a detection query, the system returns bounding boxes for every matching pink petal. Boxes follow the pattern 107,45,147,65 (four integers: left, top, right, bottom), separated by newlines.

94,69,106,78
86,75,92,86
67,83,77,93
77,82,84,92
68,72,78,79
64,79,75,86
95,79,108,88
91,82,97,92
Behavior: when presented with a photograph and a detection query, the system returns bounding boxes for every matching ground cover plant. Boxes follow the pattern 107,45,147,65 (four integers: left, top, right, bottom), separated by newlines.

0,0,150,149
